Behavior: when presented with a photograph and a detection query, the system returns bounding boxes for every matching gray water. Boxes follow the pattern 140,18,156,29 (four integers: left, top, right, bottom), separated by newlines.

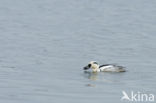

0,0,156,103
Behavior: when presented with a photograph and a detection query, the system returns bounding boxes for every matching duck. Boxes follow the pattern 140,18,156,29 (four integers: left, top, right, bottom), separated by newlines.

83,61,126,72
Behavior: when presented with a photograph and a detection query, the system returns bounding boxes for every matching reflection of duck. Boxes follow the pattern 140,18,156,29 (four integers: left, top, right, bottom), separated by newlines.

83,71,115,83
84,61,126,72
83,71,126,84
84,71,98,80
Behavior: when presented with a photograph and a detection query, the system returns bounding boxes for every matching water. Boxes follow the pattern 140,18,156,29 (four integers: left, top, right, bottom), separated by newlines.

0,0,156,103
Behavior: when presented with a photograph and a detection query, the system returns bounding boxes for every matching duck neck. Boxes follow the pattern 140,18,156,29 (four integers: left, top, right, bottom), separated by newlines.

92,65,100,72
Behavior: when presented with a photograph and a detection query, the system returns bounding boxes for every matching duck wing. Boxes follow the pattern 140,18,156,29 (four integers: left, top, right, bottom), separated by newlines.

99,64,113,68
99,64,126,72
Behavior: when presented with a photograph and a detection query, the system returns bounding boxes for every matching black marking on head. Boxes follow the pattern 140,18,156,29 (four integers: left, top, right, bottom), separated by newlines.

93,62,98,65
88,64,91,68
83,64,91,70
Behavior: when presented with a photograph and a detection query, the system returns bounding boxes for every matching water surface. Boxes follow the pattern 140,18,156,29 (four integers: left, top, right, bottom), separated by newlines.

0,0,156,103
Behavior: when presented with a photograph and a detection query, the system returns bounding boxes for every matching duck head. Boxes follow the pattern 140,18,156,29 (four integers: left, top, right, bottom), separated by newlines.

83,61,99,72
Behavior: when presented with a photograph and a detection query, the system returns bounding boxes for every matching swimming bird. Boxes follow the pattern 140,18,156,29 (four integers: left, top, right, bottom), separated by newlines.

83,61,126,72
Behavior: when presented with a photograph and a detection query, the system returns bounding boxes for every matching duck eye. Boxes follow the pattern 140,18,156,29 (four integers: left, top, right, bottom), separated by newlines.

88,64,91,68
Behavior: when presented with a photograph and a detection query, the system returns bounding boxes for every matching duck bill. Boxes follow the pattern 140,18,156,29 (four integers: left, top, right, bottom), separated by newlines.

83,65,90,70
